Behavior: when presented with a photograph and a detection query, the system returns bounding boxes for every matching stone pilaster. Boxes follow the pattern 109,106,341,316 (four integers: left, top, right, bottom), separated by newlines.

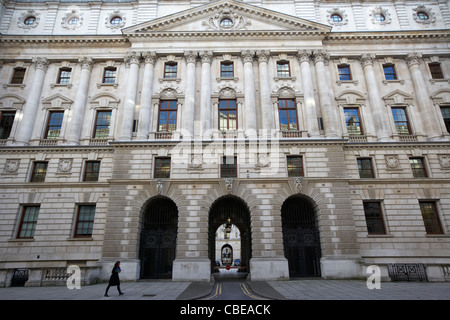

65,57,94,145
13,57,49,146
199,50,213,139
256,50,275,136
360,54,393,141
119,52,141,141
241,50,257,138
137,51,157,140
182,50,198,139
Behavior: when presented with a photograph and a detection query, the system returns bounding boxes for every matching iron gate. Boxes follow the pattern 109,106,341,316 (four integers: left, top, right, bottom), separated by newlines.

282,195,322,278
139,196,178,279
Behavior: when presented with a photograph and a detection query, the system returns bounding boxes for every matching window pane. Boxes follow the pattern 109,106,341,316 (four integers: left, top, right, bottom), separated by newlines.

76,205,96,237
383,64,397,80
287,156,303,177
410,158,427,178
358,158,374,178
84,161,100,181
0,111,15,139
158,101,177,132
94,111,111,139
154,157,171,178
391,108,410,135
441,107,450,133
221,156,237,178
58,68,71,84
344,108,362,135
419,202,443,234
31,162,47,182
221,62,234,78
219,100,237,131
46,111,64,139
103,67,116,84
363,202,386,234
338,65,351,81
164,63,177,78
18,206,40,238
278,99,298,131
11,68,26,84
429,63,444,80
277,62,290,77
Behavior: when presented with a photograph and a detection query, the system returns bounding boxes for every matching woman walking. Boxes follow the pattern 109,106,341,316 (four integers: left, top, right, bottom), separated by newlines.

104,261,124,297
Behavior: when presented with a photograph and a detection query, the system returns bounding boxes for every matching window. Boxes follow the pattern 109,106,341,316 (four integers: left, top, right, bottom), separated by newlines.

84,161,100,182
0,111,15,139
357,158,374,178
391,107,411,135
154,157,171,178
164,62,177,79
110,16,122,26
419,201,443,235
220,18,233,27
429,62,444,80
410,157,427,178
75,205,96,238
11,67,26,84
277,61,291,78
44,111,64,139
221,156,237,178
93,110,112,139
158,100,177,132
373,14,385,22
344,107,363,135
330,14,343,23
24,16,36,26
57,67,71,84
30,161,48,182
287,155,304,177
278,99,298,131
338,64,352,81
383,64,397,80
17,206,40,239
441,106,450,133
363,202,386,235
220,61,234,78
103,67,117,84
219,99,237,131
416,12,429,21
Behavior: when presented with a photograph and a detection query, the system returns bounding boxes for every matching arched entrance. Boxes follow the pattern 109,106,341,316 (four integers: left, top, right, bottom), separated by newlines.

281,194,321,278
209,195,251,274
139,196,178,279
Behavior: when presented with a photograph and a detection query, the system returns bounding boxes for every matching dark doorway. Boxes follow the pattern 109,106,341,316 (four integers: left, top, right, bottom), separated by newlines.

209,195,251,274
139,196,178,279
281,195,321,278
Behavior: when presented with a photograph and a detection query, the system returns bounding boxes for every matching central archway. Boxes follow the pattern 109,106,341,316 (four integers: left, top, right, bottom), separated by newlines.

139,196,178,279
209,195,251,274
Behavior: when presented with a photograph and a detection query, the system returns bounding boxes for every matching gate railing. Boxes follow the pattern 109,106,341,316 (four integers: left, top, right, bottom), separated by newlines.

387,263,428,282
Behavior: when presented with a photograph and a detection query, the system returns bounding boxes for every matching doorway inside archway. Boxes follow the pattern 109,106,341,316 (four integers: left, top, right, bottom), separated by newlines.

139,196,178,279
209,195,251,275
281,195,322,278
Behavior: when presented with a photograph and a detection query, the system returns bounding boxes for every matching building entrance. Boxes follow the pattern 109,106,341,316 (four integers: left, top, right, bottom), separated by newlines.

281,195,322,277
139,196,178,279
209,195,251,274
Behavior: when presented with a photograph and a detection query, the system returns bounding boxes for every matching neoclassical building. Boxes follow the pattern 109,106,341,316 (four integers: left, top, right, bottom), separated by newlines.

0,0,450,286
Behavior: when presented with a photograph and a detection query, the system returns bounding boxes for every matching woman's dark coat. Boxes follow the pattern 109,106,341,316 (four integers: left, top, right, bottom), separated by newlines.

108,267,120,286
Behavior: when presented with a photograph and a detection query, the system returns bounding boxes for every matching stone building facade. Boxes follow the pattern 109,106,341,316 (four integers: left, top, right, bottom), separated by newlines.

0,0,449,286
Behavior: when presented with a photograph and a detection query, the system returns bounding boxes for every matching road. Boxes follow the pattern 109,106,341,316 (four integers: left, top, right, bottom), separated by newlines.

202,272,268,300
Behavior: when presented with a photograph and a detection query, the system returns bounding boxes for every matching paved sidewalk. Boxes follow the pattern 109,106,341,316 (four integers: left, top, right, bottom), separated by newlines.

0,279,449,300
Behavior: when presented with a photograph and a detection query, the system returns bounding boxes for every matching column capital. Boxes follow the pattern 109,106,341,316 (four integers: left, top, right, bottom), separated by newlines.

297,50,312,63
241,50,255,64
312,49,329,64
360,53,376,68
405,52,422,68
125,51,141,67
199,50,213,64
184,50,198,64
256,50,270,63
32,57,49,71
79,57,94,71
143,51,157,65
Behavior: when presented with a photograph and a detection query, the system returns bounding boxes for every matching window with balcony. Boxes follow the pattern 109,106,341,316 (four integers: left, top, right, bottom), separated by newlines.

391,107,411,135
158,100,177,134
0,111,15,140
278,99,298,132
219,99,237,131
44,111,64,139
344,107,363,135
93,110,112,139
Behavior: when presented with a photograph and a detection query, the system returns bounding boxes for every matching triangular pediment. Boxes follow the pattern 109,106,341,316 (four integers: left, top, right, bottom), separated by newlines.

122,0,331,36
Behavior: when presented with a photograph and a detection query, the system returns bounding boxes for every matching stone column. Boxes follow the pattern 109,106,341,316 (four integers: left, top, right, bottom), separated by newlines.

65,57,94,145
360,54,392,141
241,50,258,137
137,52,157,140
256,50,275,136
297,50,320,138
405,53,442,141
313,50,339,138
182,51,197,139
14,57,49,146
119,52,141,141
199,50,213,139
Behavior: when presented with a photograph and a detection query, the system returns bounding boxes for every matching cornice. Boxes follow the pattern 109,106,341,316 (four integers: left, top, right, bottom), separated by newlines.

0,34,129,44
324,29,450,42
